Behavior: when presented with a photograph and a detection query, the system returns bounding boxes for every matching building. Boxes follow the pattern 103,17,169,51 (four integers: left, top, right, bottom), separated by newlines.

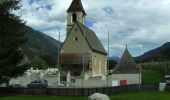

111,46,141,85
60,0,107,77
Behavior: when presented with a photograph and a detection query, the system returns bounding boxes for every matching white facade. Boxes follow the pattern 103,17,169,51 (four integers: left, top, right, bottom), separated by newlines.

111,74,142,85
9,68,60,86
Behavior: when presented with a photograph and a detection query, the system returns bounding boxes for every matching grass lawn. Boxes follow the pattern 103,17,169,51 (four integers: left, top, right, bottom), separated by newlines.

0,92,170,100
111,92,170,100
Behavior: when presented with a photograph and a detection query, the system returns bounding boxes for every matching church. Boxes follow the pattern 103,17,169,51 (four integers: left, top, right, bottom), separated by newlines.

60,0,107,77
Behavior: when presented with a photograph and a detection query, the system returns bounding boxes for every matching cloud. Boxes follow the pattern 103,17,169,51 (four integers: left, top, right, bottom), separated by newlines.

15,0,170,57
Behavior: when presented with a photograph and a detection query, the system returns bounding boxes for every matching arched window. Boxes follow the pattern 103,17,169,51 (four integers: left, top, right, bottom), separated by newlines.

72,13,77,22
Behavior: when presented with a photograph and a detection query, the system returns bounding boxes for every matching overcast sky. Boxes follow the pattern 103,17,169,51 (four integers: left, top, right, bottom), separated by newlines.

15,0,170,57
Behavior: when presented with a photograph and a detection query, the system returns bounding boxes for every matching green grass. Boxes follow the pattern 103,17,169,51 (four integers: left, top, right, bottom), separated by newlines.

111,92,170,100
0,96,87,100
0,92,170,100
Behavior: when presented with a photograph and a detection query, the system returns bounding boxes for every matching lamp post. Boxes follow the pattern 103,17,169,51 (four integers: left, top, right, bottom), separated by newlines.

138,63,142,92
82,29,85,88
58,32,61,85
107,30,110,87
58,32,61,69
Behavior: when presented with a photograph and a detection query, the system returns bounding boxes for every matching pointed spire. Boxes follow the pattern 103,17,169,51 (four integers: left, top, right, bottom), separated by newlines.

113,45,138,73
67,0,86,15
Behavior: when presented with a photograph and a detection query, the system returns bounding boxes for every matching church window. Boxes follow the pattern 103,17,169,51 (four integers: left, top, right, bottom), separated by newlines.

74,37,78,41
72,13,77,22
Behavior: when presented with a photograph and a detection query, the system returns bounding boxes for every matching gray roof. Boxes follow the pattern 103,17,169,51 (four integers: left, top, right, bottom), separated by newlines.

67,0,86,15
113,46,138,74
70,22,107,55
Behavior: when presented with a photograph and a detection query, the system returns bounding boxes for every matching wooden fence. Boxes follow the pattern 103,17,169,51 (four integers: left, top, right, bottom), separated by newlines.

0,84,160,96
141,62,170,75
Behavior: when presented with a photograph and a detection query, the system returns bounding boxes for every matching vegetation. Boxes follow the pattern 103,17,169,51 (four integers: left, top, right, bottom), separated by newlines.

30,57,48,69
163,48,170,60
0,0,28,84
30,54,56,69
39,54,56,68
108,60,117,70
110,92,170,100
142,69,163,84
0,92,170,100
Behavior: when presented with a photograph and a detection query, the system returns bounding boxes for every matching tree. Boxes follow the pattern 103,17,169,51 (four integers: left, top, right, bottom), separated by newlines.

31,57,48,69
0,0,28,84
108,60,117,70
142,69,163,84
39,54,56,68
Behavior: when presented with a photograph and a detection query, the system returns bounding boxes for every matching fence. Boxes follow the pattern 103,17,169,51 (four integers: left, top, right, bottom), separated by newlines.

165,86,170,91
142,62,170,71
0,84,160,96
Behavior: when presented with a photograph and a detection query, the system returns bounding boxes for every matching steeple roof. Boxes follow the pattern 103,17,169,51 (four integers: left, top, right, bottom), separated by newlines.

67,0,86,15
113,46,138,73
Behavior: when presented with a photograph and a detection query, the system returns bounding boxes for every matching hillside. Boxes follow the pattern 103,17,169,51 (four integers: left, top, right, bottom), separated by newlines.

135,42,170,62
21,26,60,62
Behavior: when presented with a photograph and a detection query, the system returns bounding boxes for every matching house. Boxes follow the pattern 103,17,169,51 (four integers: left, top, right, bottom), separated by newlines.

112,46,141,85
60,0,107,77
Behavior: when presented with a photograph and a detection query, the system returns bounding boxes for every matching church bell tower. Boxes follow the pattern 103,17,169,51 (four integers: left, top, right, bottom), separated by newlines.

66,0,86,36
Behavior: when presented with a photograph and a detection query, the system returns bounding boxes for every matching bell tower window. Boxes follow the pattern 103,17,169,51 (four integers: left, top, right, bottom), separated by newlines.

74,37,78,41
72,13,77,22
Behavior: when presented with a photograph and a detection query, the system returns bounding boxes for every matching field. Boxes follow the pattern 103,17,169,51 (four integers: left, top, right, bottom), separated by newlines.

0,92,170,100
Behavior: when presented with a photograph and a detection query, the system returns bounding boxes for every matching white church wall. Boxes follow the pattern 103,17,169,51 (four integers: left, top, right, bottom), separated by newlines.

9,68,60,87
91,52,107,76
111,74,142,85
70,76,113,87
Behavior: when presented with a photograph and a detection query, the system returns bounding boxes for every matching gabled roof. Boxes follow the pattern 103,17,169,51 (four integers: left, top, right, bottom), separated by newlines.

113,46,138,73
66,22,107,55
77,22,107,55
67,0,86,15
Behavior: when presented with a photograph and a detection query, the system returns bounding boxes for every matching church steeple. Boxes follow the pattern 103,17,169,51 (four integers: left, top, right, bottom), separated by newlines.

67,0,86,15
66,0,86,36
113,45,138,73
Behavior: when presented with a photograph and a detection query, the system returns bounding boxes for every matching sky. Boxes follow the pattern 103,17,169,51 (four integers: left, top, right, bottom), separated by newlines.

15,0,170,57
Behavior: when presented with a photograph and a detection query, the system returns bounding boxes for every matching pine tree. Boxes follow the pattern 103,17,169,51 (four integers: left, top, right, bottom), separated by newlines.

0,0,28,84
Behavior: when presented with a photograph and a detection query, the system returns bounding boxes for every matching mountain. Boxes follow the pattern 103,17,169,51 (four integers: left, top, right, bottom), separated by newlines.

135,42,170,62
21,26,61,62
109,56,119,62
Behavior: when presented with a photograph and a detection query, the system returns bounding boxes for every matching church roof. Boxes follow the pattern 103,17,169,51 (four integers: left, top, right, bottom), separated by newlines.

67,0,86,15
69,22,107,55
113,46,139,74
